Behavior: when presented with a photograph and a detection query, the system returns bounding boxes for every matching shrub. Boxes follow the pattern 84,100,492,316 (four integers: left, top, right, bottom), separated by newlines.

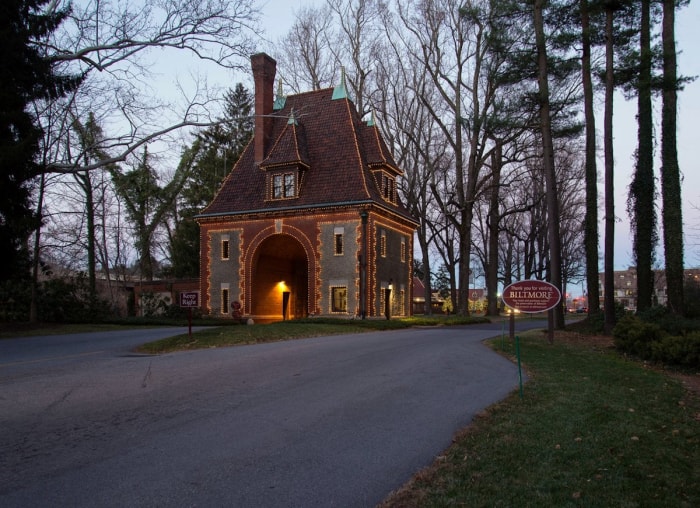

637,305,700,335
575,302,629,334
0,280,31,321
650,332,700,367
612,314,664,359
613,313,700,368
164,303,203,319
37,275,111,323
685,279,700,319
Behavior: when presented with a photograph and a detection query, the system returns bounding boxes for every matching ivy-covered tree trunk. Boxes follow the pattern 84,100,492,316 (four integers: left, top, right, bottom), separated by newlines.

660,0,684,315
580,0,600,317
82,172,97,299
629,0,656,312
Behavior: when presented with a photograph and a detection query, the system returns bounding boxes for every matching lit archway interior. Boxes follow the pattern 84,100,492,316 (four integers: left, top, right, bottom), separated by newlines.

251,234,308,320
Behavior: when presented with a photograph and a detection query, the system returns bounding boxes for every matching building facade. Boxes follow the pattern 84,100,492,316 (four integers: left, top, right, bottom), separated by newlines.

196,53,418,321
598,267,700,311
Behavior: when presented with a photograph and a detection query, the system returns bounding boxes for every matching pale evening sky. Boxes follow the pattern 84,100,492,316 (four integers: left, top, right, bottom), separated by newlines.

252,0,700,273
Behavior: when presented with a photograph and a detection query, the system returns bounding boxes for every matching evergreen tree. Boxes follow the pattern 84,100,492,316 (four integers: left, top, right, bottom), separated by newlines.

111,147,164,281
167,84,254,278
627,0,658,312
0,0,80,282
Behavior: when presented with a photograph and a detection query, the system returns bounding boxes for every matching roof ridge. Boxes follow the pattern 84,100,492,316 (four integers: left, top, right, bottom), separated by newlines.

342,98,372,200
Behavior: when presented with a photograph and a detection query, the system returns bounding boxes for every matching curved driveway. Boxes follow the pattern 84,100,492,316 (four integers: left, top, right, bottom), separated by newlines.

0,321,544,507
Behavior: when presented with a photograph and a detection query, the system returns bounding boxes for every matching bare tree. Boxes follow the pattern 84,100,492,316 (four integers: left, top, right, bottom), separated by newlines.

373,24,453,315
392,0,507,315
324,0,385,117
35,0,262,175
276,4,337,93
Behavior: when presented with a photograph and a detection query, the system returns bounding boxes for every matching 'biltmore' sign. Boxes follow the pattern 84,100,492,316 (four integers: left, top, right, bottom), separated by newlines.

502,280,561,313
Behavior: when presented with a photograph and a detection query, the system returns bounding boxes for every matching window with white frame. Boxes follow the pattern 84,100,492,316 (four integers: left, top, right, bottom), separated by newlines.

221,235,230,260
221,288,230,315
334,227,344,256
272,173,296,199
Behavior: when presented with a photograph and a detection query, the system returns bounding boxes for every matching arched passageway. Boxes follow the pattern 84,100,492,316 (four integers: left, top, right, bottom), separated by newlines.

251,234,308,320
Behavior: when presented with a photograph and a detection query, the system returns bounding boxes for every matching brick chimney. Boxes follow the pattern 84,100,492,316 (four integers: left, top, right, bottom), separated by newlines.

251,53,277,164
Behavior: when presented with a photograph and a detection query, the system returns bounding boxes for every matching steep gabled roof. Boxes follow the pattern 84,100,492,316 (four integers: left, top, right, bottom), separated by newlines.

259,113,311,170
199,86,416,223
360,120,402,174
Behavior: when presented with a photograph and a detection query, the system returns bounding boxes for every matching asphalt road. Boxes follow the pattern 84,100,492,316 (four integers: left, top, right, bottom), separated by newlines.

0,321,545,507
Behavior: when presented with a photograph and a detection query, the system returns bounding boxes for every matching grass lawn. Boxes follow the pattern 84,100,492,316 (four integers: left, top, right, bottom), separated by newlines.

380,330,699,507
135,315,490,354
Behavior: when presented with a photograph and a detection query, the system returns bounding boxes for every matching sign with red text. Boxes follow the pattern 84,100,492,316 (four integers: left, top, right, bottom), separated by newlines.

179,291,199,308
502,280,561,313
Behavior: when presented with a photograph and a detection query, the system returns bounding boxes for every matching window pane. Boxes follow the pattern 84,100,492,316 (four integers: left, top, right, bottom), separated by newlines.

222,240,230,260
334,233,343,255
284,173,295,197
273,175,283,198
331,287,347,312
221,289,229,314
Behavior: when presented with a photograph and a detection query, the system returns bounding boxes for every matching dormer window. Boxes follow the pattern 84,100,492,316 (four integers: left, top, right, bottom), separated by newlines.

378,172,396,204
271,172,297,200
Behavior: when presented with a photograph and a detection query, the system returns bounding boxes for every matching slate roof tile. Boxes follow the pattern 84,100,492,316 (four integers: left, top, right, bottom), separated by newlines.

200,87,415,223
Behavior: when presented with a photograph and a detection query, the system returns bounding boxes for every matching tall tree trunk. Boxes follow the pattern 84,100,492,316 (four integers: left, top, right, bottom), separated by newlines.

580,0,600,317
661,0,684,315
29,174,46,323
534,0,564,328
84,173,97,301
486,140,502,316
603,5,616,333
454,97,469,316
75,170,98,300
630,0,656,312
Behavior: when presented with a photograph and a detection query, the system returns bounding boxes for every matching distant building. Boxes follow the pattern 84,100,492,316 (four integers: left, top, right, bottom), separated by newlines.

412,278,486,314
598,267,700,311
412,277,444,314
130,279,200,317
196,53,418,321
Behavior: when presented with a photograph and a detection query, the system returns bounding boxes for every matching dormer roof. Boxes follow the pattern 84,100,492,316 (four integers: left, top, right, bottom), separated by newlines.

259,112,311,170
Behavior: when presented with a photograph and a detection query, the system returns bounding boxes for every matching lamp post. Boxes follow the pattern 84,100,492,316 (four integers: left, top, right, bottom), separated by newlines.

385,280,393,320
359,209,368,319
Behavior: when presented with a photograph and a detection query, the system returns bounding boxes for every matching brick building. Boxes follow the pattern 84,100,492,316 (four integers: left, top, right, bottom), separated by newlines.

196,53,418,321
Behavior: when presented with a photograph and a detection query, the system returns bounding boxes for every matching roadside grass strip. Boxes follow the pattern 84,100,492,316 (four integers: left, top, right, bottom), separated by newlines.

135,316,488,354
381,331,699,507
